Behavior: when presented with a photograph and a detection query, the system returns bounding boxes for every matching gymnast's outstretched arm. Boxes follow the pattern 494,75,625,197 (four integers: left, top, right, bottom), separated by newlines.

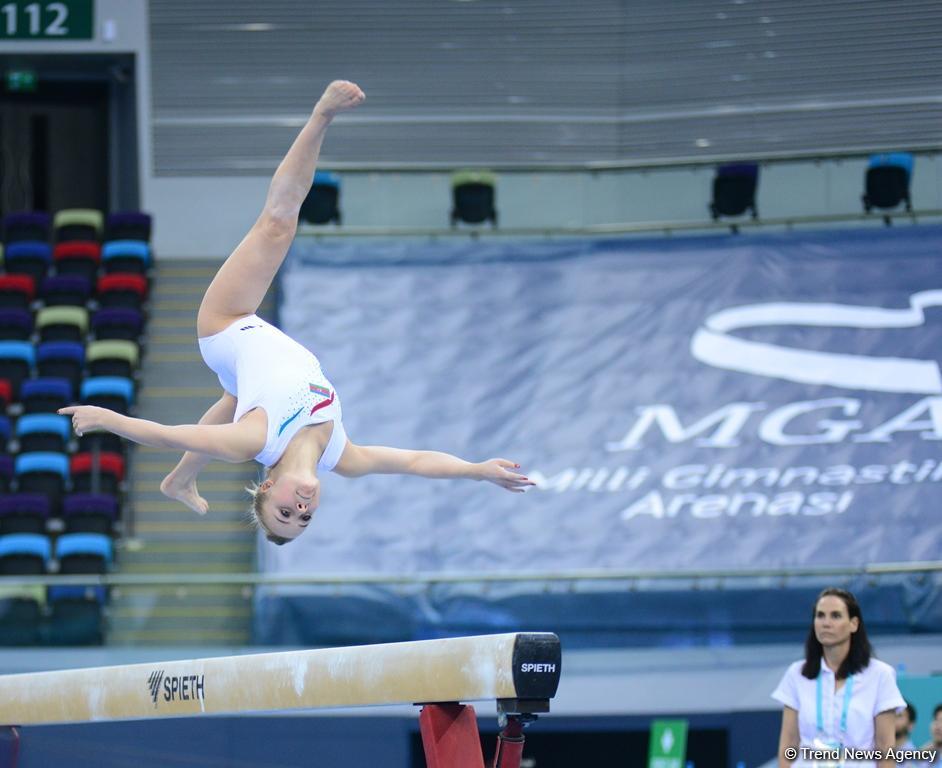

59,404,262,464
334,443,536,493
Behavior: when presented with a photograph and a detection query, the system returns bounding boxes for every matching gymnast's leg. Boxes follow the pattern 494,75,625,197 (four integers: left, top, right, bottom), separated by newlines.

196,80,365,339
159,391,237,514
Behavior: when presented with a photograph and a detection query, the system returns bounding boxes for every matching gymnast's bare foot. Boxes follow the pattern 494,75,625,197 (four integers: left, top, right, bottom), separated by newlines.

160,470,209,515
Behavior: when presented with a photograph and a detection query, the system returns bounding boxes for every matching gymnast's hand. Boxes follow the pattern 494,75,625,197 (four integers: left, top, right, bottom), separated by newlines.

313,80,366,120
58,405,118,437
478,459,537,493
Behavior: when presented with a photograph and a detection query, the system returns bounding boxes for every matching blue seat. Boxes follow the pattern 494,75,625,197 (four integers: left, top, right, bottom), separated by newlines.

36,341,85,390
2,211,51,244
863,153,914,219
101,240,150,274
48,584,107,604
0,415,10,445
16,414,70,453
15,451,69,479
0,454,12,492
55,532,112,575
0,340,35,364
20,377,73,414
80,376,134,413
62,493,118,534
868,152,913,178
0,533,52,574
4,241,52,283
300,171,342,225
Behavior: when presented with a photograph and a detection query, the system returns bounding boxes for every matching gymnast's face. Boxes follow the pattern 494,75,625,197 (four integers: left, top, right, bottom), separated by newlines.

260,473,320,538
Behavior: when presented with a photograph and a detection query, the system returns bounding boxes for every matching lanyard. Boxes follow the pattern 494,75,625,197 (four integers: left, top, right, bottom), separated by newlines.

816,673,854,747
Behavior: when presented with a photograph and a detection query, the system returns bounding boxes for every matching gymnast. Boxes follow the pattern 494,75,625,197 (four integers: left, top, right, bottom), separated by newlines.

60,80,535,545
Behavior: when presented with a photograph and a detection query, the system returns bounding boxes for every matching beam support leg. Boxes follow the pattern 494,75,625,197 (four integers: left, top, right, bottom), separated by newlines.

419,703,485,768
0,726,20,768
490,716,526,768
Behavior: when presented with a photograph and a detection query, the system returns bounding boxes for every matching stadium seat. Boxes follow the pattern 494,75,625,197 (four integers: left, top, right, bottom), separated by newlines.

39,275,92,307
0,340,35,398
16,414,71,453
0,379,10,410
0,414,9,447
300,171,342,225
53,241,101,284
20,377,73,414
105,211,152,242
70,451,125,496
0,589,44,645
55,532,112,574
0,274,36,311
2,211,51,244
0,494,51,535
863,153,913,222
0,454,12,492
46,586,105,646
710,163,759,227
0,533,52,574
4,241,52,284
451,170,498,226
87,340,139,378
96,274,147,309
91,307,142,341
62,493,118,534
80,376,134,414
53,209,103,243
78,431,126,455
14,452,69,510
36,341,85,391
102,240,150,275
0,308,33,341
36,305,88,343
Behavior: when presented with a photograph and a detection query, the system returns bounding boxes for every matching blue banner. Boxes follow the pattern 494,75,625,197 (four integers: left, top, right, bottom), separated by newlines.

256,226,942,643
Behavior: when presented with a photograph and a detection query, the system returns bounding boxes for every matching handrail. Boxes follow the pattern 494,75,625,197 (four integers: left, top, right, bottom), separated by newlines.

1,561,939,588
306,143,942,174
298,208,942,239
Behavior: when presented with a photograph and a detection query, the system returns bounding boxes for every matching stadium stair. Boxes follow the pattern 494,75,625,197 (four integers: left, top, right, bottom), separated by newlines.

107,260,272,645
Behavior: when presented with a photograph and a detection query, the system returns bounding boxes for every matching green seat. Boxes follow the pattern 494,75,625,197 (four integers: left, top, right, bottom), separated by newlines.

87,339,139,378
53,209,104,242
451,170,497,189
37,306,89,343
0,584,45,604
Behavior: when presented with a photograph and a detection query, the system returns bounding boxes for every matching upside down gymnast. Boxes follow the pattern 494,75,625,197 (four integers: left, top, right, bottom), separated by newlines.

60,80,535,545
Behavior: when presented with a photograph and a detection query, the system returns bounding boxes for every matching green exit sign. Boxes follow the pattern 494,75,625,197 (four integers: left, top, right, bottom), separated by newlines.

7,69,37,91
0,1,93,40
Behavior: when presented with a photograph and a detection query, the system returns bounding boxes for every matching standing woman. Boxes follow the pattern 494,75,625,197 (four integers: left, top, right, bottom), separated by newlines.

773,588,904,768
60,80,535,545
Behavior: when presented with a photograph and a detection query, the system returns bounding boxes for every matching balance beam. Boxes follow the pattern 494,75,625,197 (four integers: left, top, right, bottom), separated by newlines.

0,632,560,726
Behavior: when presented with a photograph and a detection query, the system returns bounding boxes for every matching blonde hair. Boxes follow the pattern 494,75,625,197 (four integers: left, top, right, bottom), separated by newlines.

245,478,291,546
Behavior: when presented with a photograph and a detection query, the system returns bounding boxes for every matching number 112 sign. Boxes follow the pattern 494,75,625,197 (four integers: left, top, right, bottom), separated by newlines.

1,0,93,40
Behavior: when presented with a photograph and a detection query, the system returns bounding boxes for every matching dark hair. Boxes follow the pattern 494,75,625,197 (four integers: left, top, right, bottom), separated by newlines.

934,704,942,719
903,700,917,724
801,588,872,680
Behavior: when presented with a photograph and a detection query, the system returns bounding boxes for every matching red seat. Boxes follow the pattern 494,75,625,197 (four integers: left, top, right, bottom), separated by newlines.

96,274,147,298
0,379,11,409
53,241,101,262
70,452,126,481
0,275,36,309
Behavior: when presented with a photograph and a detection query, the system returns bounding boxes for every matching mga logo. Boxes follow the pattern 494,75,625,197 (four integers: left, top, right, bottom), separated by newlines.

147,669,164,706
691,290,942,394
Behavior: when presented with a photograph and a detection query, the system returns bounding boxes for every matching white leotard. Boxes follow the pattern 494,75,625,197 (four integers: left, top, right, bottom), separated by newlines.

197,314,346,470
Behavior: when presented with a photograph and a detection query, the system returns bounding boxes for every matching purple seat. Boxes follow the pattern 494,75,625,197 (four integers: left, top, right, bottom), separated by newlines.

0,309,33,341
0,493,51,534
91,307,142,341
40,275,92,307
2,211,51,244
62,493,119,534
105,211,152,242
